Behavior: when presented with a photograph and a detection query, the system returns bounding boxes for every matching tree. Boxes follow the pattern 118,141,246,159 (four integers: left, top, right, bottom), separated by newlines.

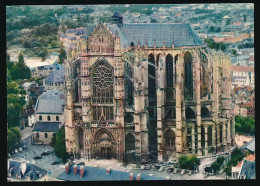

7,127,21,153
50,133,56,147
178,154,200,170
59,47,66,64
226,18,231,25
215,27,221,32
11,53,31,80
208,26,215,32
23,40,31,48
243,14,247,22
151,18,157,23
54,126,69,161
230,49,237,56
211,162,220,174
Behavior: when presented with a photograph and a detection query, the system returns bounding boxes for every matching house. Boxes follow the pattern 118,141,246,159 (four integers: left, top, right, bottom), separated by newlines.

231,66,254,88
32,90,65,144
50,52,60,60
22,82,36,104
7,160,47,181
25,58,58,78
44,67,65,93
240,138,255,154
231,154,255,179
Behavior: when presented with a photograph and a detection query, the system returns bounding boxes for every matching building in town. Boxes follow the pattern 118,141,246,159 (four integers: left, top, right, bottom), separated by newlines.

64,12,234,164
231,154,255,179
231,66,254,88
7,160,47,181
32,90,65,144
44,67,66,93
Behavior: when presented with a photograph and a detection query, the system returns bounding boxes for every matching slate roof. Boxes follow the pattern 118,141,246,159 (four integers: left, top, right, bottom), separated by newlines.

240,138,255,152
35,90,65,114
240,160,255,179
8,160,47,180
61,34,67,38
85,23,202,48
45,68,65,84
57,165,165,181
32,122,60,132
121,23,202,47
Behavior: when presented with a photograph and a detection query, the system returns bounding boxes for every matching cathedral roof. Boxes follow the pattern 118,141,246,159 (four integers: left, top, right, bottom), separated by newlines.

121,23,202,47
32,122,60,132
85,23,202,48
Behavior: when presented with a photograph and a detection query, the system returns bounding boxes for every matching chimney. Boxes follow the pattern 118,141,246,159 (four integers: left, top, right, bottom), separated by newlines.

74,165,77,176
106,167,111,174
65,164,70,174
129,173,133,180
136,174,141,180
80,166,84,178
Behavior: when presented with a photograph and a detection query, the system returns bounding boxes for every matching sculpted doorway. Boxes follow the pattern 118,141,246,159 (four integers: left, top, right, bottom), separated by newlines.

94,130,114,159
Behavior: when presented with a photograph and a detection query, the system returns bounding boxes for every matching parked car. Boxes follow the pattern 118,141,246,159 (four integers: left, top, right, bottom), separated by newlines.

145,164,151,170
41,150,51,156
152,165,161,171
51,161,61,165
167,167,174,173
157,166,166,172
18,147,23,152
180,169,186,175
77,162,85,166
33,155,42,160
14,149,18,153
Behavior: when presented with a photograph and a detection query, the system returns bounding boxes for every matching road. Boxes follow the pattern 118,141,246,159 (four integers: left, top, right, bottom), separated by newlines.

20,127,32,140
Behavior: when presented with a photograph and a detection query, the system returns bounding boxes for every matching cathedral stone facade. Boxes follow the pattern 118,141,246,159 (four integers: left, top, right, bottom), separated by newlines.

64,13,235,164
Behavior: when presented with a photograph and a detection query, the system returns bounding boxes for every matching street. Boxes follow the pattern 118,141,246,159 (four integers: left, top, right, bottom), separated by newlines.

10,127,226,180
20,127,32,140
9,135,64,179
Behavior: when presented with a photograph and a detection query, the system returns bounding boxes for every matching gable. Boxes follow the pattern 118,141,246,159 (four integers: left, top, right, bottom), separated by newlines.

87,23,114,54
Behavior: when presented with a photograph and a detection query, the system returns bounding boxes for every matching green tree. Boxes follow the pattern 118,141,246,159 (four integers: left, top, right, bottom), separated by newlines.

54,126,68,161
226,18,231,25
178,154,200,170
243,14,247,22
211,162,220,174
208,26,215,32
215,27,221,32
59,45,66,64
230,49,237,56
151,18,157,23
7,127,21,153
50,133,57,147
11,53,31,80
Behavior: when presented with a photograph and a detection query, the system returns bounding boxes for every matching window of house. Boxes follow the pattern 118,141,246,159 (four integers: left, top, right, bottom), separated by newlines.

39,115,42,121
47,116,51,121
56,116,59,121
45,133,48,138
36,133,39,137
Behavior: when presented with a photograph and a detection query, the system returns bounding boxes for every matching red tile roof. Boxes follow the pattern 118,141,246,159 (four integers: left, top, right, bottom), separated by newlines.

244,154,255,161
231,66,254,73
240,102,254,108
